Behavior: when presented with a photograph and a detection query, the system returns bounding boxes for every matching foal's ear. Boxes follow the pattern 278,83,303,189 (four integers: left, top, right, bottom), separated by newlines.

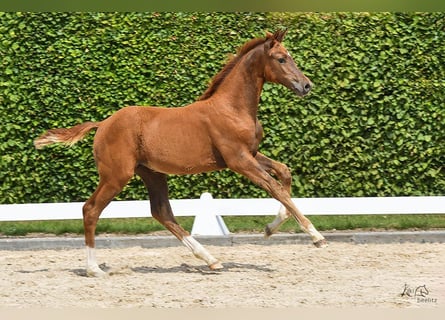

265,31,278,51
273,29,287,42
265,31,274,39
265,29,287,42
264,29,287,51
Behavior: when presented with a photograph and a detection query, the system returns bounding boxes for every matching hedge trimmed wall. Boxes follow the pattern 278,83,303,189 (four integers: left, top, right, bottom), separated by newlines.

1,12,444,204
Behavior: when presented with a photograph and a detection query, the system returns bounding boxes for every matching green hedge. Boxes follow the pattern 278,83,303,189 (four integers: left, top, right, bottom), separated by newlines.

1,12,444,204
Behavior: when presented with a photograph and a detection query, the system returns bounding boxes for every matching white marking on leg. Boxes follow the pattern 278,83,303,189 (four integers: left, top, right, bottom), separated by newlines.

266,204,290,236
302,224,325,244
182,236,222,269
86,246,107,277
277,204,287,220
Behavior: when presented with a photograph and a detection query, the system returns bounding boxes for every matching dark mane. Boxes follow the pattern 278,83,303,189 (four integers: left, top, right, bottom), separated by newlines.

198,37,267,101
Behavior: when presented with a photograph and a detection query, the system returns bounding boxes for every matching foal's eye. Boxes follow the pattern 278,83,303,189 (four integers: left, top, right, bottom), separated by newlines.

278,58,286,64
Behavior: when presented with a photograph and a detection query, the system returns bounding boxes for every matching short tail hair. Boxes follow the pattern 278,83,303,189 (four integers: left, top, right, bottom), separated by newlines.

34,121,101,149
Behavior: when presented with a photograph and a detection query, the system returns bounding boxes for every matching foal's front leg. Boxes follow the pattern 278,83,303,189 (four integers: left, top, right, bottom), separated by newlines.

254,152,293,237
229,152,327,247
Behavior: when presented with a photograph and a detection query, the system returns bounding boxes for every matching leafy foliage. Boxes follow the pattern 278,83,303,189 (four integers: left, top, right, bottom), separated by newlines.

1,12,444,204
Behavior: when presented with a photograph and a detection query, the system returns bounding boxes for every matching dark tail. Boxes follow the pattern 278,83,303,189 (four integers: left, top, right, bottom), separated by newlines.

34,121,101,149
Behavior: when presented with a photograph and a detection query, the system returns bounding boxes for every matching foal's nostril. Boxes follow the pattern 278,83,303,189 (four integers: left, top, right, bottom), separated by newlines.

304,82,312,92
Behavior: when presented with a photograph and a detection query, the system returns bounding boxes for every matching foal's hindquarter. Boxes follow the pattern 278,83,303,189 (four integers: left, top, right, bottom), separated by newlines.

84,105,226,276
36,31,327,277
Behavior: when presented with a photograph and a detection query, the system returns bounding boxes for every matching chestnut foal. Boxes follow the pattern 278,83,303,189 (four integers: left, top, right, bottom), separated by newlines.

35,30,327,277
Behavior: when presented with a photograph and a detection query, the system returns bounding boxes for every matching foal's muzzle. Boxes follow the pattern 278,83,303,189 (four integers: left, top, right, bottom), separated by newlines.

303,81,313,94
292,79,313,96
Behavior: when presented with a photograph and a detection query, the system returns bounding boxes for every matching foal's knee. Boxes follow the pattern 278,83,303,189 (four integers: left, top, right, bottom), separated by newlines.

279,164,292,189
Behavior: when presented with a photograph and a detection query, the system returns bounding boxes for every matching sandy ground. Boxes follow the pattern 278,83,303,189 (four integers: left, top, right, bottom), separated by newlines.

0,241,444,308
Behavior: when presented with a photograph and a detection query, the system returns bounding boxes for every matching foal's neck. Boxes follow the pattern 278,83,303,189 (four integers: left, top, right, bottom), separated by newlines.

213,46,266,120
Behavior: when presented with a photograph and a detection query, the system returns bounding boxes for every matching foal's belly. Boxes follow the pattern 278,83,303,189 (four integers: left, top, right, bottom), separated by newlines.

140,137,226,175
145,156,224,175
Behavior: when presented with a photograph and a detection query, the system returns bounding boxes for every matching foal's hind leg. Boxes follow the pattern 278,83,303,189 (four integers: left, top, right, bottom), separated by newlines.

254,152,293,237
83,170,133,277
136,166,222,269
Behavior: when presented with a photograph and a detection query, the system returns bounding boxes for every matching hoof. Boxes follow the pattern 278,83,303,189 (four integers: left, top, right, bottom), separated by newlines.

313,239,328,248
86,266,108,278
264,225,273,238
209,261,224,270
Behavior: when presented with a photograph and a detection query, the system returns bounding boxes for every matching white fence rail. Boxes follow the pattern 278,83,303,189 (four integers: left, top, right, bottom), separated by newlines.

1,194,444,235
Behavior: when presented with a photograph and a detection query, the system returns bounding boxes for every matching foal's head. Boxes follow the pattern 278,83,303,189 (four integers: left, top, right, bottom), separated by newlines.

263,30,313,97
